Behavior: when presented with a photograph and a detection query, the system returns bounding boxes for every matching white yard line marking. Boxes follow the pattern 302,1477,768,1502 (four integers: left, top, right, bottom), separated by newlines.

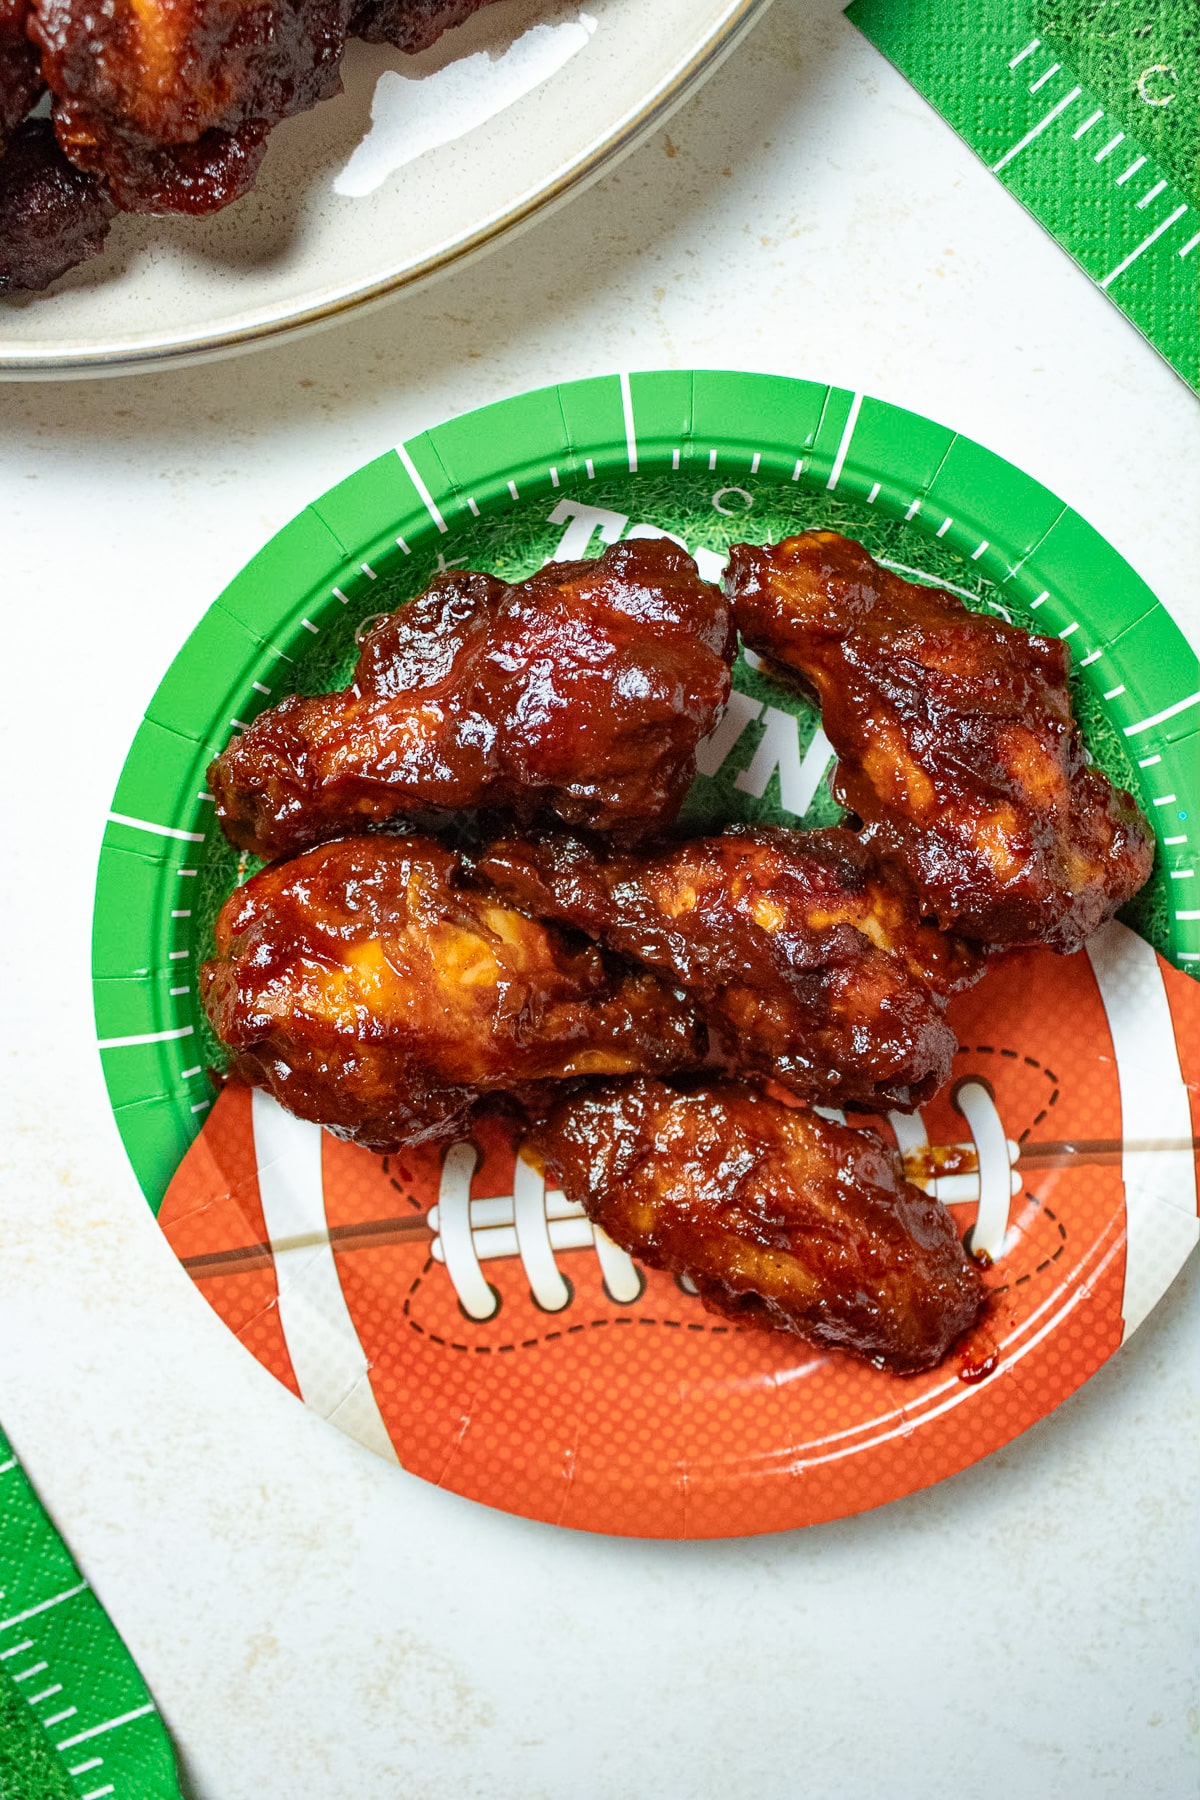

466,497,480,517
993,87,1081,171
618,371,638,473
395,535,410,555
1137,179,1167,209
1058,621,1079,638
196,792,214,803
1115,155,1147,185
0,1582,88,1633
98,1025,193,1051
396,443,447,533
866,481,880,503
1179,231,1200,258
56,1702,156,1751
168,949,189,961
905,497,921,520
1029,62,1059,92
26,1685,62,1704
1029,590,1049,608
1175,910,1200,921
584,457,595,479
0,1641,32,1658
169,985,189,997
549,465,560,487
229,717,249,731
1170,870,1195,880
252,1093,397,1462
190,1100,211,1115
708,449,718,471
1102,203,1189,287
13,1662,48,1680
178,869,196,878
67,1759,103,1776
43,1708,76,1726
1072,107,1103,139
1152,793,1178,807
1103,684,1126,699
1079,648,1103,666
180,1064,201,1079
1086,924,1199,1336
1122,690,1200,736
506,480,519,501
1008,37,1039,67
1138,754,1161,767
360,563,376,579
82,1787,115,1800
251,680,271,695
935,517,952,537
671,450,680,471
1181,953,1200,962
0,1460,14,1476
750,452,761,474
300,618,319,634
332,587,349,603
825,390,863,490
108,813,204,844
171,909,191,919
971,539,989,560
1164,834,1189,846
1094,131,1125,162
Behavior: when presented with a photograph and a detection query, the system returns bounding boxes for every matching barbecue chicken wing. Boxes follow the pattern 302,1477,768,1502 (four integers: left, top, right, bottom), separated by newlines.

350,0,498,51
536,1079,986,1372
727,533,1153,952
201,836,704,1150
31,0,348,212
209,539,736,860
476,825,981,1110
0,0,42,150
0,119,114,291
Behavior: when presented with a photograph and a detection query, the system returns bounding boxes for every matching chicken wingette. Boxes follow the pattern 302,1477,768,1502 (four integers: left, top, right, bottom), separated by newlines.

536,1079,986,1372
208,538,736,859
477,825,981,1110
726,532,1153,952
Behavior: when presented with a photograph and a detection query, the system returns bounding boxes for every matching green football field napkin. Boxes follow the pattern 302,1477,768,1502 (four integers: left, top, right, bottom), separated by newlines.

0,1427,181,1799
847,0,1200,394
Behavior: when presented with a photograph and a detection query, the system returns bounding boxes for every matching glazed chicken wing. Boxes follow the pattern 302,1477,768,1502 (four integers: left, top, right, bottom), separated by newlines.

727,533,1153,952
0,119,114,291
201,836,704,1150
209,539,736,860
1,0,42,149
477,825,981,1109
350,0,498,51
31,0,348,212
536,1079,986,1372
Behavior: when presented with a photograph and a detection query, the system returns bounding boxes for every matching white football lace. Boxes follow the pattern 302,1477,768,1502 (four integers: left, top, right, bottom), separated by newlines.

428,1087,1021,1319
428,1143,644,1319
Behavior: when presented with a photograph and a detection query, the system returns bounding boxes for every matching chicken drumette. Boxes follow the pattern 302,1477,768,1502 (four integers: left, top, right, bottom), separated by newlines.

209,539,736,860
349,0,498,51
201,835,704,1150
0,119,114,291
536,1079,986,1372
476,825,981,1110
0,0,42,151
30,0,349,213
727,532,1153,952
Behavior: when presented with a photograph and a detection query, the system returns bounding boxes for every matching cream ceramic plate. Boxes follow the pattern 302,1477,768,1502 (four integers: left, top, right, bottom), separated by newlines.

0,0,770,377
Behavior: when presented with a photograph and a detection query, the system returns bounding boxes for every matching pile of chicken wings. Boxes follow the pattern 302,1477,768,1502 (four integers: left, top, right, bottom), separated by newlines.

0,0,497,291
200,532,1154,1373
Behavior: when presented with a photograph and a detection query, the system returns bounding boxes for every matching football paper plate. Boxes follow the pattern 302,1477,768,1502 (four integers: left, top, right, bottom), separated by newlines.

0,0,769,377
92,371,1200,1539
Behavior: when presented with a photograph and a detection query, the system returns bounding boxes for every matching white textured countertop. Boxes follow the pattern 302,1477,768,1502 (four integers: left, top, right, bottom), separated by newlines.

1,0,1197,1794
